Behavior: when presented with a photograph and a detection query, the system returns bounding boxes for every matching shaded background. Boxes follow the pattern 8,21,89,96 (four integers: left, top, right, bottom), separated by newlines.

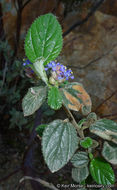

0,0,117,189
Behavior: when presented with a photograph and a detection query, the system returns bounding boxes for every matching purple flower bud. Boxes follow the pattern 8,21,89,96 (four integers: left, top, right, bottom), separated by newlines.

70,76,74,79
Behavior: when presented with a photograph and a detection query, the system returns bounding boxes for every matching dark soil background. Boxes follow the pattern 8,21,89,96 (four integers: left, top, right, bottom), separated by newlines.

0,0,117,189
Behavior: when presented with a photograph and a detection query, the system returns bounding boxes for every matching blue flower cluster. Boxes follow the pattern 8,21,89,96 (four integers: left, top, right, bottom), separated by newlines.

23,59,32,66
45,61,74,80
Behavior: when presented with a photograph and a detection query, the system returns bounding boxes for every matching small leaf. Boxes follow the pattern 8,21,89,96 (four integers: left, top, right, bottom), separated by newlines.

78,119,87,128
71,151,89,168
22,86,47,116
72,166,89,183
48,86,62,110
89,153,94,160
42,120,79,172
87,112,97,121
80,137,93,149
33,60,48,84
102,141,117,165
60,82,92,115
36,124,47,137
90,157,115,185
25,13,63,65
88,140,99,153
89,139,99,149
90,119,117,144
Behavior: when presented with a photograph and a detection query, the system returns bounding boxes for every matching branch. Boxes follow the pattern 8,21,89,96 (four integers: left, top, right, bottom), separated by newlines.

0,168,21,183
101,112,117,118
62,104,84,138
66,43,117,70
19,176,58,190
22,109,45,190
63,0,105,37
22,0,32,10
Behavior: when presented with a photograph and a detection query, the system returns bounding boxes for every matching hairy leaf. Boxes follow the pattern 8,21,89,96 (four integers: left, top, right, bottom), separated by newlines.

33,60,48,84
22,86,47,116
90,119,117,144
72,166,89,183
80,137,93,149
42,120,79,172
25,13,63,65
88,139,99,151
102,141,117,165
36,124,47,137
60,82,92,115
71,151,89,168
90,157,115,185
48,86,63,110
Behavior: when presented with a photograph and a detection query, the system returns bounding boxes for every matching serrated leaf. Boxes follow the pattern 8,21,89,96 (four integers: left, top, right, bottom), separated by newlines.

78,118,87,128
42,120,79,172
36,124,47,137
90,119,117,144
72,166,89,183
48,86,62,110
80,137,93,149
102,141,117,165
22,86,47,116
88,139,99,150
25,13,63,65
71,151,89,168
87,112,97,121
90,157,115,185
60,82,92,115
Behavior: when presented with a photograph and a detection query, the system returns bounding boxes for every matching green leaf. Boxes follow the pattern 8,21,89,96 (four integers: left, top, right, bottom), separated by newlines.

78,118,87,128
90,157,115,185
22,86,47,116
89,139,99,149
71,151,89,168
72,166,89,183
102,141,117,165
60,82,92,115
48,86,62,110
80,137,93,149
89,153,94,160
33,60,48,84
36,124,47,137
90,119,117,144
42,120,79,172
25,13,63,65
87,112,97,121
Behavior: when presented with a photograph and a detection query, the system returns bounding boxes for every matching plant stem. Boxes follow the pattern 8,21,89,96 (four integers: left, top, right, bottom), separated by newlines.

19,176,58,190
63,104,84,139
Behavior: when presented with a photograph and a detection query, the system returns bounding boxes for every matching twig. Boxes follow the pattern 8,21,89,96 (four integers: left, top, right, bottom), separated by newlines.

66,43,117,70
62,104,84,138
0,167,21,183
22,109,44,190
0,61,7,93
100,113,117,118
19,176,58,190
22,0,32,10
13,0,32,58
95,89,117,113
63,0,105,37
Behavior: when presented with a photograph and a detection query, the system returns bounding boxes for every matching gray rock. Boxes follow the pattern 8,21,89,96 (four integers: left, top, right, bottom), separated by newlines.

59,11,117,120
